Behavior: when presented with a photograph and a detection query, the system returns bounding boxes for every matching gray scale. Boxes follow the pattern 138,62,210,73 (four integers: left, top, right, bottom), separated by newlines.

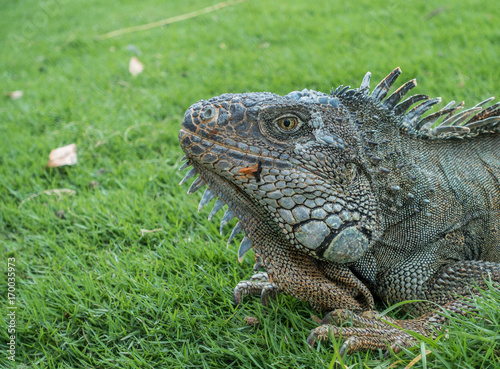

311,208,328,219
278,209,295,224
263,198,279,208
332,203,343,212
326,215,343,229
340,210,352,222
292,195,306,204
268,191,283,199
315,198,326,206
278,197,295,209
292,206,311,222
304,199,316,208
295,221,330,249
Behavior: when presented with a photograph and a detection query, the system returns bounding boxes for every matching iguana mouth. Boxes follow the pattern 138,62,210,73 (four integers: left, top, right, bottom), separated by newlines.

179,128,280,262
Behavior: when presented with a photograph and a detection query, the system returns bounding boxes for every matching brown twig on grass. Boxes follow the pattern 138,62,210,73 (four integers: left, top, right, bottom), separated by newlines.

96,0,248,40
18,189,76,209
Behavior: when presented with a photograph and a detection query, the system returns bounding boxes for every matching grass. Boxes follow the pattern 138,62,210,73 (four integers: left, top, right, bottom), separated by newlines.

0,0,499,367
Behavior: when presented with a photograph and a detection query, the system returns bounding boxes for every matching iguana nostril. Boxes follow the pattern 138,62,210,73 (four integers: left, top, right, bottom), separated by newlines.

200,106,216,120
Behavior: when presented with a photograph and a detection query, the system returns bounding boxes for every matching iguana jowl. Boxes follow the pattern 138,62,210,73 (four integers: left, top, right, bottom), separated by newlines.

178,68,500,354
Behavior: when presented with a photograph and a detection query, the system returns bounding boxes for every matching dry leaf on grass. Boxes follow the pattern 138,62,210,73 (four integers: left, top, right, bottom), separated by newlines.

311,315,322,324
129,57,144,76
47,143,77,167
6,91,23,99
244,316,259,326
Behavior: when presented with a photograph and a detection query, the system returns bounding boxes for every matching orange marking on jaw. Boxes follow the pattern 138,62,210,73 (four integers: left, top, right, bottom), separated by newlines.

238,164,259,176
238,160,262,182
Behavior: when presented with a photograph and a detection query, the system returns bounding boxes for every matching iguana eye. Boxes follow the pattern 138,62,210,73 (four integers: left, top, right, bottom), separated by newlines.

276,116,299,131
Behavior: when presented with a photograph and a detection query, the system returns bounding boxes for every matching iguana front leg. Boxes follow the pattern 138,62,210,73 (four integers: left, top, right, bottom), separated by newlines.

234,245,374,313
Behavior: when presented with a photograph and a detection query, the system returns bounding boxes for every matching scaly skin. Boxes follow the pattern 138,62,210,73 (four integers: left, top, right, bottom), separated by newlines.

178,68,500,354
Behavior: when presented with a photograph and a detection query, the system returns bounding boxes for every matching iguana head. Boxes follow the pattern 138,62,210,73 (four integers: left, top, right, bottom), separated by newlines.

179,89,380,264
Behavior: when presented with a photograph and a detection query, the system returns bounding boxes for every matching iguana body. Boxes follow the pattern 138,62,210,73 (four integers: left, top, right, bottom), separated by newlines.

178,68,500,354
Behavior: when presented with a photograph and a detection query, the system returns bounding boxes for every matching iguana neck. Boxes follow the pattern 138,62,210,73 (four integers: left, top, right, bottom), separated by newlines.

357,121,438,229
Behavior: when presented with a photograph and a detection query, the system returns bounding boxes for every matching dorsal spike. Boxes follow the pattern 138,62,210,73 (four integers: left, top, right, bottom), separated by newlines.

394,94,429,115
414,107,458,131
227,222,243,246
404,98,442,129
382,79,417,110
442,101,465,121
438,106,481,127
331,85,344,96
474,96,495,108
179,167,198,186
370,67,402,102
430,126,470,137
187,177,205,195
238,237,253,262
450,107,483,126
220,208,236,235
465,116,500,131
360,71,372,93
198,188,216,212
464,102,500,125
336,86,350,96
441,100,457,110
208,198,225,221
179,161,191,171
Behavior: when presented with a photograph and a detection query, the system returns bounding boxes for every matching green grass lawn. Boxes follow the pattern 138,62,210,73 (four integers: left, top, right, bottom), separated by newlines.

1,0,499,367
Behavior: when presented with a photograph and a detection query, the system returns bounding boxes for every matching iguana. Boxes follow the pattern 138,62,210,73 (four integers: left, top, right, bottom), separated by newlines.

178,68,500,355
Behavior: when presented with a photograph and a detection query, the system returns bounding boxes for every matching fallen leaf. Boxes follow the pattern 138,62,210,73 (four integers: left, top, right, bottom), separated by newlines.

129,57,144,76
55,210,66,219
311,315,322,324
245,316,259,326
6,90,23,99
47,143,77,167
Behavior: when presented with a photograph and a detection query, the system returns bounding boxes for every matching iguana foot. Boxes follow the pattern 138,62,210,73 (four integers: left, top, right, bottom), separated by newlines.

307,309,422,356
308,294,487,355
233,272,280,306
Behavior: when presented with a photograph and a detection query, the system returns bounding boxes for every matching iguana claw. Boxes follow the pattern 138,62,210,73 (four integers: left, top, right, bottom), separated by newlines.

233,272,280,306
